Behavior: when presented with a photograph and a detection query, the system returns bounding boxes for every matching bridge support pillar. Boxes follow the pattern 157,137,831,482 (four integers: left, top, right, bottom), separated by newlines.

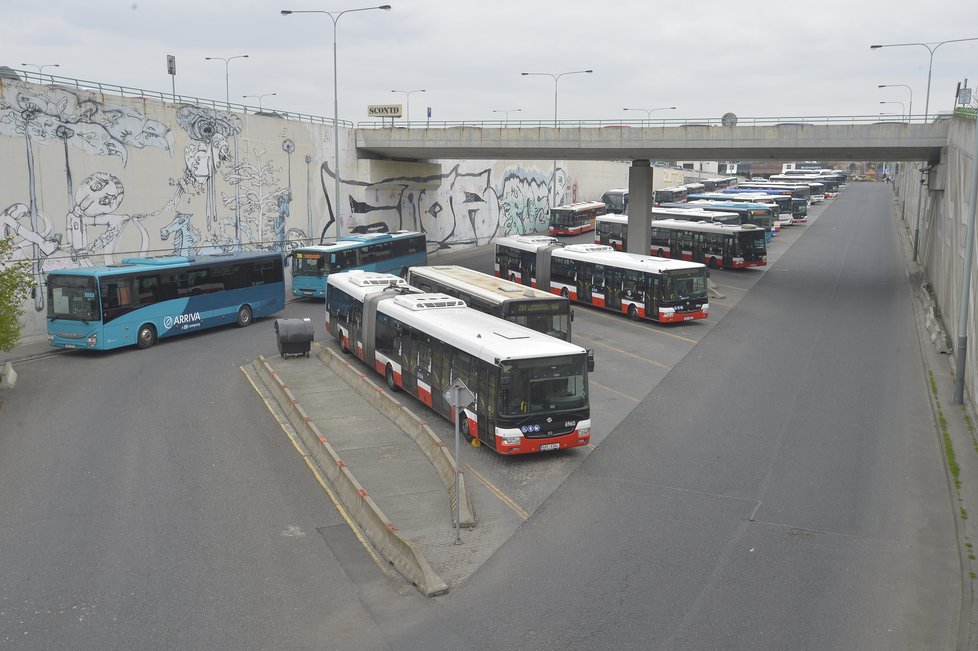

627,160,653,255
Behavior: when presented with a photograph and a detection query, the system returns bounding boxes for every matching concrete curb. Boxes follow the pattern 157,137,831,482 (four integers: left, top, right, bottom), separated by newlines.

251,355,449,597
313,342,476,528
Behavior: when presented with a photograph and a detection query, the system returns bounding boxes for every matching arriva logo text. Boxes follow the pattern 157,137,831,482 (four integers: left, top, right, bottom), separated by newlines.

164,312,201,329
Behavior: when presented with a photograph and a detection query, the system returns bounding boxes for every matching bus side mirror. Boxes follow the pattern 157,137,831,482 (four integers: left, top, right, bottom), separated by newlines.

587,349,595,372
500,371,512,390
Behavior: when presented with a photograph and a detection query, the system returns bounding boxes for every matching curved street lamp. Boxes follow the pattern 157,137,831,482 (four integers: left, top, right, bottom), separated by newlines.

205,54,249,106
282,5,392,237
243,93,277,111
391,88,425,122
871,37,978,120
879,100,906,120
521,69,593,207
878,84,913,119
21,62,60,76
492,108,522,122
622,106,676,125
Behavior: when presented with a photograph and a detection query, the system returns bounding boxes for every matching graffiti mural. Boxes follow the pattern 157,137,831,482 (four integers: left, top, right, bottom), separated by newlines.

1,77,622,337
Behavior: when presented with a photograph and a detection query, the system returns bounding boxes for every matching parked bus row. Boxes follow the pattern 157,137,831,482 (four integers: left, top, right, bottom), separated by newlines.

325,270,594,455
594,215,768,270
494,235,711,323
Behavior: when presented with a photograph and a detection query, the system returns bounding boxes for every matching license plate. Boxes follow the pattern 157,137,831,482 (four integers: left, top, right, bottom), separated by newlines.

540,443,560,451
302,290,312,295
684,315,694,321
64,344,76,349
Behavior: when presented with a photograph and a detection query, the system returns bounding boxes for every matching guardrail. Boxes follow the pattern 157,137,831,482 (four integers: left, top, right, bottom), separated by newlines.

4,69,352,127
357,114,951,129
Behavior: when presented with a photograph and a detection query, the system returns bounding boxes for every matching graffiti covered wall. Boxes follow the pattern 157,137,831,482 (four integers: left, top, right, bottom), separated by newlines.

0,79,631,338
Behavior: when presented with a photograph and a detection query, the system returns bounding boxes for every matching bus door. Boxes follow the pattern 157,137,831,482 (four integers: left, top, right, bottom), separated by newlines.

604,266,623,311
685,231,703,264
647,275,660,318
576,262,593,303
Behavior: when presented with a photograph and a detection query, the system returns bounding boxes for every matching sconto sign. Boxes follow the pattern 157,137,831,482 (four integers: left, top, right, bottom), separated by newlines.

368,104,403,118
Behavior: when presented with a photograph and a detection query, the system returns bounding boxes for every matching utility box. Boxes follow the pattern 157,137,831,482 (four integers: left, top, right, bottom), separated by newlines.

274,318,314,358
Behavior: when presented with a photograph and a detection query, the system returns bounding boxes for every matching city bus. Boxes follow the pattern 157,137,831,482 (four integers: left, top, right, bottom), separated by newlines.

494,235,709,323
719,188,793,221
548,201,607,235
600,188,628,214
770,174,835,198
404,264,573,341
325,270,594,455
736,182,810,222
594,215,767,269
660,202,775,241
653,186,688,205
682,197,777,239
290,230,427,298
46,251,285,351
701,177,737,191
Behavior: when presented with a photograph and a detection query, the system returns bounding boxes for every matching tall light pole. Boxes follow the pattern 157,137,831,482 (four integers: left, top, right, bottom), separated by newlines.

242,93,277,111
878,83,913,119
492,108,522,122
205,54,249,106
521,69,593,208
282,5,392,237
879,100,906,120
871,37,978,262
622,106,676,125
871,37,978,120
391,88,425,122
21,62,60,77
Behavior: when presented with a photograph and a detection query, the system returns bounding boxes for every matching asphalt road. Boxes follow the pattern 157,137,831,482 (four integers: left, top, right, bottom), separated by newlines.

0,182,960,649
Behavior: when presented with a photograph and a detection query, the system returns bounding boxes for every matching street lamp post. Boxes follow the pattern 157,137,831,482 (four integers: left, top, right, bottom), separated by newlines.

878,84,913,119
391,89,425,123
20,63,59,80
879,101,906,120
871,37,978,262
622,106,676,126
205,54,249,106
282,5,392,238
492,108,522,122
521,69,593,208
871,37,978,121
242,93,277,111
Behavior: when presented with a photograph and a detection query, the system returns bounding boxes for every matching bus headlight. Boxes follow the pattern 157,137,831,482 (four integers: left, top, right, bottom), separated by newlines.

503,436,522,446
86,334,97,347
577,427,590,438
47,334,54,343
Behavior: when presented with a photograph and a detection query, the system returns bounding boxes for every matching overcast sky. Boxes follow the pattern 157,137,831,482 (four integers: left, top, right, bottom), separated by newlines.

4,0,978,124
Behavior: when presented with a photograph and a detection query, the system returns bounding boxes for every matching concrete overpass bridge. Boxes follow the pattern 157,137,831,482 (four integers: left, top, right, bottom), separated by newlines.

356,116,950,256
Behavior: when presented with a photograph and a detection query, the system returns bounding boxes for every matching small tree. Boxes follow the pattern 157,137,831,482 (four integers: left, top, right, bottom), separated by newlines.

0,236,33,352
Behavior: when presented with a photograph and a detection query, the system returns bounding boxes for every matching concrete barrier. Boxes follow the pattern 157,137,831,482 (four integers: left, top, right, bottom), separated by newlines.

314,342,475,527
251,355,449,597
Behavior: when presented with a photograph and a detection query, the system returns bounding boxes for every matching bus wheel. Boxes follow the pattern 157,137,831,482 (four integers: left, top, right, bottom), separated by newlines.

385,365,401,392
461,415,473,443
236,305,253,327
657,248,665,257
509,274,517,284
137,324,157,349
337,330,348,353
560,287,569,298
708,257,719,270
628,304,639,320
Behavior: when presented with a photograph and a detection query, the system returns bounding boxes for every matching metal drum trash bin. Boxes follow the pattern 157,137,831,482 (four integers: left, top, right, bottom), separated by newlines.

274,318,314,358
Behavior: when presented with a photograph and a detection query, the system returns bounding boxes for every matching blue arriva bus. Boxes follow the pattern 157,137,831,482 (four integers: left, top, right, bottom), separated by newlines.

46,251,285,350
290,230,427,298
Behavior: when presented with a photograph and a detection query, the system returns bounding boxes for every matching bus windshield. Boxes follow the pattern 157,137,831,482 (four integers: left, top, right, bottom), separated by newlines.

662,269,707,301
500,354,588,417
47,276,99,321
292,252,325,277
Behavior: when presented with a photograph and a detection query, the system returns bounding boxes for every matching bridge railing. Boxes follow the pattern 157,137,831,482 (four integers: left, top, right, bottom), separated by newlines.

4,69,352,127
356,114,949,129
